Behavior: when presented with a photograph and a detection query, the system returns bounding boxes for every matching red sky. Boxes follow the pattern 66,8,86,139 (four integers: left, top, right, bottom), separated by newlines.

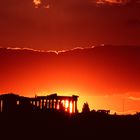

0,46,140,113
0,0,140,113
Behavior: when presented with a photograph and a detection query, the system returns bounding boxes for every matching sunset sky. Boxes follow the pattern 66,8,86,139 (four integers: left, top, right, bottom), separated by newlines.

0,0,140,114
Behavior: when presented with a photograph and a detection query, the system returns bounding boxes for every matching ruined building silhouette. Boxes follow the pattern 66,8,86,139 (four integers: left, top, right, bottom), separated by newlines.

0,93,79,113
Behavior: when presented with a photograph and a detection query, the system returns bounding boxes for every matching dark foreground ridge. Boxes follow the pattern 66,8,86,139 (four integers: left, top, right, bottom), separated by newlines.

0,93,140,140
0,111,140,140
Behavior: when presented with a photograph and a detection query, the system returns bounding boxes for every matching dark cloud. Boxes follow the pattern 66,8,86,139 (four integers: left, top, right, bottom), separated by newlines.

0,0,140,50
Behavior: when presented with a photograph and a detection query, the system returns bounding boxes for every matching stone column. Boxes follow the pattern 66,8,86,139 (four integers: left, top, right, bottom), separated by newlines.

72,100,74,113
43,99,45,109
42,99,44,110
39,99,41,109
51,99,53,109
45,99,47,109
35,100,37,108
58,100,60,109
56,100,58,109
68,100,70,113
49,99,51,109
59,100,62,110
46,100,49,109
75,100,77,113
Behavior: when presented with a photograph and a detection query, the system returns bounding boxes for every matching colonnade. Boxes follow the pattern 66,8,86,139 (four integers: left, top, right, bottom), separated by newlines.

30,98,78,113
0,94,79,113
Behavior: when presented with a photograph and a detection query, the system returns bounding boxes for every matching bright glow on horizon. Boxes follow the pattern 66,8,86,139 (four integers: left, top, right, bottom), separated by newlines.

70,102,72,113
65,100,69,108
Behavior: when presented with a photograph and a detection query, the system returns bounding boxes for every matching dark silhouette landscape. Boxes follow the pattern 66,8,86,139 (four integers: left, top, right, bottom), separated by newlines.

0,93,140,140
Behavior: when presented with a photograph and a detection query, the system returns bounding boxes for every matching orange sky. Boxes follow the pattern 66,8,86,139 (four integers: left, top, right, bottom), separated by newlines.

0,46,140,114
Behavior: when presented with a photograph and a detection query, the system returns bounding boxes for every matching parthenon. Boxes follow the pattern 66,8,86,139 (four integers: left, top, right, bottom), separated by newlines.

0,93,79,113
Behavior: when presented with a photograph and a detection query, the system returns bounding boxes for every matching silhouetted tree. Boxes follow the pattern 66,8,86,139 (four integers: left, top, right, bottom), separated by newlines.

82,102,90,113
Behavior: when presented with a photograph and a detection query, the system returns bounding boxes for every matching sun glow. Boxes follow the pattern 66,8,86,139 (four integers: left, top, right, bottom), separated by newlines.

64,100,73,113
36,90,78,113
70,102,73,113
56,100,73,113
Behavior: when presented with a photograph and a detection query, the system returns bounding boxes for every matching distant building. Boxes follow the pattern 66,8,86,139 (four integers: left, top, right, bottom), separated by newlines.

97,110,110,114
0,93,79,113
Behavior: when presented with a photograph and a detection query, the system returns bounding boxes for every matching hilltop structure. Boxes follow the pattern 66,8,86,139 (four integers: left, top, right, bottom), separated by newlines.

0,93,79,113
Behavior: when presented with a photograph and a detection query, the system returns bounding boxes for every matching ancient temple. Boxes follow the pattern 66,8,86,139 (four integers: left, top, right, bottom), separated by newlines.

0,93,79,113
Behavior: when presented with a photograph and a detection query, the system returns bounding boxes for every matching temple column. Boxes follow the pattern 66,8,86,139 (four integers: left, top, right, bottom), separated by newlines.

45,99,47,109
67,100,69,113
55,100,58,109
68,100,70,113
49,99,51,109
75,100,78,113
47,100,49,109
39,100,41,109
42,99,44,110
58,100,60,109
52,99,54,109
72,100,74,113
64,100,67,111
59,100,62,110
44,99,46,109
36,101,38,107
35,100,37,108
